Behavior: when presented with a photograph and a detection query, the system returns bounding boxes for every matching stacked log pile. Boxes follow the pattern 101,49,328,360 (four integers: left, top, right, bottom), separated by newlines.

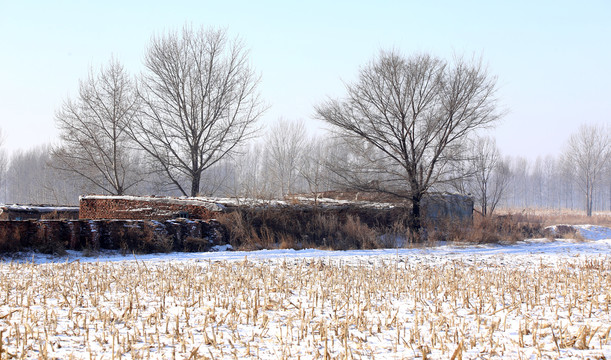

79,195,223,220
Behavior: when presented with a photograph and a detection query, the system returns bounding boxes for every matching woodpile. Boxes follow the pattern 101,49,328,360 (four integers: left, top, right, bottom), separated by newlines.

79,195,223,220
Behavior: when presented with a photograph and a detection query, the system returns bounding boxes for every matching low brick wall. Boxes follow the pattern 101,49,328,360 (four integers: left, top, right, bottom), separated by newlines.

0,219,224,253
79,196,222,220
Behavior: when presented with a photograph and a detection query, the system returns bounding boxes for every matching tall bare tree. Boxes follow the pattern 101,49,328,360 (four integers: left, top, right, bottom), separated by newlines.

0,129,7,202
264,119,307,198
132,25,265,197
463,136,510,216
228,142,271,200
52,58,142,195
299,136,334,203
6,145,89,204
316,51,500,231
562,124,610,216
607,161,611,211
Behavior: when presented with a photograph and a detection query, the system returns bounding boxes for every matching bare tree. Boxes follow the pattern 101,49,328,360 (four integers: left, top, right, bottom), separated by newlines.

299,136,335,203
315,51,500,231
6,145,90,204
507,156,532,209
464,136,510,216
51,58,142,195
264,119,307,198
132,25,266,197
0,129,7,202
197,159,235,197
562,124,610,216
606,161,611,211
225,142,271,200
541,155,558,208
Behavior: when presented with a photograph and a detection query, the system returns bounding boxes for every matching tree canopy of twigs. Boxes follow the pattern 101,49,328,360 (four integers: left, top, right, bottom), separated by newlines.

458,136,510,217
265,119,308,198
52,58,142,195
132,25,266,197
562,124,610,216
315,51,501,231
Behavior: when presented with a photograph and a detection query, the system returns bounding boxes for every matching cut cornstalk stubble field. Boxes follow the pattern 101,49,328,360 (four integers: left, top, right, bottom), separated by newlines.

0,254,610,359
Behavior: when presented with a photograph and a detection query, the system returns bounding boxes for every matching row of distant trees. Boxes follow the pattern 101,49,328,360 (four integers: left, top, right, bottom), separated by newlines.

502,124,611,216
0,24,609,228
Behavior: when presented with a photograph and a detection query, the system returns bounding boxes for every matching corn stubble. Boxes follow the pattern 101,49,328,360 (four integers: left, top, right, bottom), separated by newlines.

0,255,610,359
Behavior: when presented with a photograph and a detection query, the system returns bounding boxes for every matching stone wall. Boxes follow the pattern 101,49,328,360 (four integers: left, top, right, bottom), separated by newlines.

79,195,223,220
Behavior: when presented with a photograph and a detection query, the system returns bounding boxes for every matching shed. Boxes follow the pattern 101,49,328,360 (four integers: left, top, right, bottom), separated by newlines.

421,193,474,222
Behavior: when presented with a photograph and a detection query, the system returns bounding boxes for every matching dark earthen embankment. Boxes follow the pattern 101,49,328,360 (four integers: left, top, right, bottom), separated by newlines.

0,219,222,254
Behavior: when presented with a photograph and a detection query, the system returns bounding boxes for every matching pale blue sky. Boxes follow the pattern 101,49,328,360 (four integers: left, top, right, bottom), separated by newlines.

1,0,609,160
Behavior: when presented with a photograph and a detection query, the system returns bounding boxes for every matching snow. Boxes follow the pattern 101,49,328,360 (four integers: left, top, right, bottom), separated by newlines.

575,225,611,241
1,226,610,359
180,195,397,210
11,224,610,265
546,224,611,242
0,204,79,213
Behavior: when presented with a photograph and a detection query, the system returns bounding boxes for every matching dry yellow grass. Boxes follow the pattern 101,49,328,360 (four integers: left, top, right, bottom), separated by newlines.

497,208,611,227
0,255,610,359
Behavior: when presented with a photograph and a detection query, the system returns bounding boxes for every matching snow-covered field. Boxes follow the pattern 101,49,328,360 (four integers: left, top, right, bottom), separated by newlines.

1,225,610,359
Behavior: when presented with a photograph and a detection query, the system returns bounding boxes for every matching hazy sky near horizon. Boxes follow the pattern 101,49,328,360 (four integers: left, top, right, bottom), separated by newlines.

1,0,609,161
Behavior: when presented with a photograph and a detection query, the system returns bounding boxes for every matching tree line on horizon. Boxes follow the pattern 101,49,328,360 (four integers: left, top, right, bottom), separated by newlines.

1,133,609,214
0,25,609,226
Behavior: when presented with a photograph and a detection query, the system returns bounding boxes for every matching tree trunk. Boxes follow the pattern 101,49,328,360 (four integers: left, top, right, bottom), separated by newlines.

191,173,201,197
481,191,488,217
587,180,593,217
410,193,423,239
